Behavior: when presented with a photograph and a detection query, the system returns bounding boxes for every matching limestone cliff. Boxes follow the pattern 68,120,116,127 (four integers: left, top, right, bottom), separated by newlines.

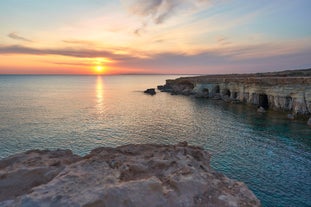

0,143,261,207
160,69,311,116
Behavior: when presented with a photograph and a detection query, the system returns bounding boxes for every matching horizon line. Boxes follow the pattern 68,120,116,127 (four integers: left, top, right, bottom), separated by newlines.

0,68,310,76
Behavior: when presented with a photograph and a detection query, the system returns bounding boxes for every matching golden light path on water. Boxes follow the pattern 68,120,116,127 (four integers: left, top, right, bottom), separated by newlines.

96,76,104,113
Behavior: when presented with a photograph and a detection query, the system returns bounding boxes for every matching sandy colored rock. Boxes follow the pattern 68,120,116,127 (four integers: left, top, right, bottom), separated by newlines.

161,69,311,115
0,149,80,202
0,143,261,207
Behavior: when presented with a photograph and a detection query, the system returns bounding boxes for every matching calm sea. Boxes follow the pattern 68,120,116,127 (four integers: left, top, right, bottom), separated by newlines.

0,75,310,207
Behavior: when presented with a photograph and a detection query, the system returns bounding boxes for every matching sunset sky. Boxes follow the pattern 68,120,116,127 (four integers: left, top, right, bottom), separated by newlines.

0,0,310,75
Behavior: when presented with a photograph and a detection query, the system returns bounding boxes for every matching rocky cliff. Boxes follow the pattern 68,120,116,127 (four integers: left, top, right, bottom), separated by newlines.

160,69,311,117
0,143,261,207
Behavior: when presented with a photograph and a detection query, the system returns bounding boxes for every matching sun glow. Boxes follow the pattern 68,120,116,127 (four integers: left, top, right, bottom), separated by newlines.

92,58,113,74
96,65,104,73
95,65,105,74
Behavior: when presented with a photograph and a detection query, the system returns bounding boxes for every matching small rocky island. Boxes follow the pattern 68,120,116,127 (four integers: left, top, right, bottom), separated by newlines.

158,69,311,124
0,143,260,207
144,88,156,95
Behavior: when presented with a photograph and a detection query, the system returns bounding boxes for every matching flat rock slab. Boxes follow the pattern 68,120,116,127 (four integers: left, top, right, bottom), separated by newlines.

0,143,261,207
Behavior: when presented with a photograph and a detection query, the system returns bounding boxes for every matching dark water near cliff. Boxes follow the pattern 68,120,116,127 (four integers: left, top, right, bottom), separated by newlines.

0,75,310,207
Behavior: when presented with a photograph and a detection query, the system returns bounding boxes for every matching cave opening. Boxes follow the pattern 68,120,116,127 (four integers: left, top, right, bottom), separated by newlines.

223,89,231,97
285,96,293,110
259,94,269,109
212,85,220,94
202,88,209,96
232,92,238,99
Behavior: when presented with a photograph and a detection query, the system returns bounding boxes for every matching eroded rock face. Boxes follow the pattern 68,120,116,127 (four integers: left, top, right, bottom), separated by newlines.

0,149,80,202
162,69,311,115
0,143,261,207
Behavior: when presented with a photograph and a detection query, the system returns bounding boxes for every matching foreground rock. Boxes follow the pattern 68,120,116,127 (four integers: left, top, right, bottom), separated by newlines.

0,143,261,207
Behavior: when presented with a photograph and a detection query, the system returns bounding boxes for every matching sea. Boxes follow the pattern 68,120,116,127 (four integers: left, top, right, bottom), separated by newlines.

0,75,310,207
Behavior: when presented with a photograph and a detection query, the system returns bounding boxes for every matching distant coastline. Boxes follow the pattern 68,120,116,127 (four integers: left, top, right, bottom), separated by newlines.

158,68,311,125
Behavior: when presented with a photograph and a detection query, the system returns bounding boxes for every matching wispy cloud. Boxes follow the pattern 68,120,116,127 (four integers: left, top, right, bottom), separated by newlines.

129,0,178,24
217,36,232,46
62,39,96,46
123,0,210,34
1,38,310,65
126,0,210,24
8,32,32,42
0,45,137,60
48,61,93,67
116,47,311,74
1,42,310,74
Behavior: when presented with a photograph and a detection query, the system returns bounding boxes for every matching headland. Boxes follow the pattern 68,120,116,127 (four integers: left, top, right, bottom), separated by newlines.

158,69,311,124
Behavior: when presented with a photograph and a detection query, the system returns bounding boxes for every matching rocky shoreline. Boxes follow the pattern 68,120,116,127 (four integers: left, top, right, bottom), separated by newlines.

0,142,261,207
157,69,311,125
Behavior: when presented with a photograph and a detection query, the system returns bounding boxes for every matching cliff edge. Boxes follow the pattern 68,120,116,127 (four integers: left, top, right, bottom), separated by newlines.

0,143,261,207
159,69,311,117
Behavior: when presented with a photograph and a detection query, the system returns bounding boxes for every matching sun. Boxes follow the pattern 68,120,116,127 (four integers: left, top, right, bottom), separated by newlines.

95,65,105,74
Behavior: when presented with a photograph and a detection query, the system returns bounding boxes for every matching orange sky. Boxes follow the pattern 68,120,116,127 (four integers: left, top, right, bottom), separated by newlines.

0,0,310,74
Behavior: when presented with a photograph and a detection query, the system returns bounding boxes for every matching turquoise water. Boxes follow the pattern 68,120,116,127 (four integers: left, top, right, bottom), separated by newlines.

0,75,310,207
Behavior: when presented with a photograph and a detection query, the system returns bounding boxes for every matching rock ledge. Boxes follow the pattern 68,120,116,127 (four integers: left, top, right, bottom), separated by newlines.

0,143,261,207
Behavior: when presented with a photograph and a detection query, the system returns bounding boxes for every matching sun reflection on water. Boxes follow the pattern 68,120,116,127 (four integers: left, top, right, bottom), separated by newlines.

96,76,104,113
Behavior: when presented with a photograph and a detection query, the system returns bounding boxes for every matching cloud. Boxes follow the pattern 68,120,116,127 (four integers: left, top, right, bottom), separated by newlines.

133,0,179,24
1,41,310,73
126,0,210,23
217,36,232,46
0,45,137,60
62,39,96,46
8,33,32,42
0,41,308,61
48,61,93,67
123,0,210,34
116,48,311,74
0,43,310,74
